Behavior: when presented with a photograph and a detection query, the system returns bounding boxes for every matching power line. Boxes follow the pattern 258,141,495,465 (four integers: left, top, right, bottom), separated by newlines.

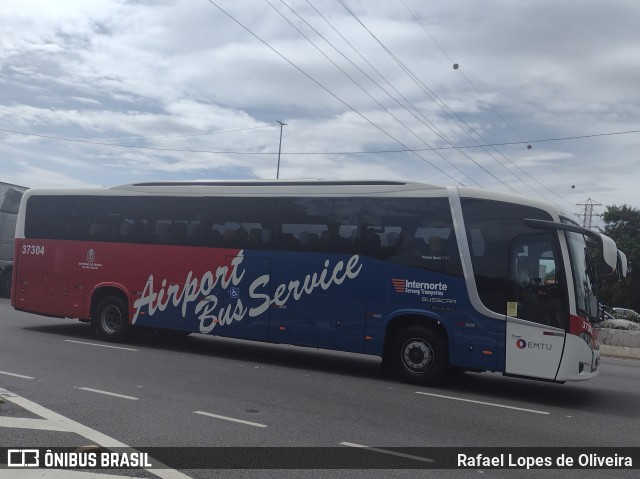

335,0,524,194
203,0,464,185
1,126,638,155
267,0,480,187
290,0,491,187
398,0,584,207
0,124,278,142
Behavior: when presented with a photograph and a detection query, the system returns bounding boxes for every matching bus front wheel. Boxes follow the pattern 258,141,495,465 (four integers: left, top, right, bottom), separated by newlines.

92,296,132,342
392,326,448,385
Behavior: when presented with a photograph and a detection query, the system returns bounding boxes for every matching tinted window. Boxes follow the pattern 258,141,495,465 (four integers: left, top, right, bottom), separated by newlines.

136,197,203,246
278,198,359,254
80,197,137,242
26,196,139,242
202,197,278,250
461,198,561,317
360,197,462,275
26,196,78,240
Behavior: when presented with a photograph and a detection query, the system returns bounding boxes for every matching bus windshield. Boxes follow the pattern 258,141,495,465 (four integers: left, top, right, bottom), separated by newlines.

565,231,598,321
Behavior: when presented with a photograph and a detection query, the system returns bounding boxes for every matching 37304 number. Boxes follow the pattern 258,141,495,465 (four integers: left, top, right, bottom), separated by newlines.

21,245,45,255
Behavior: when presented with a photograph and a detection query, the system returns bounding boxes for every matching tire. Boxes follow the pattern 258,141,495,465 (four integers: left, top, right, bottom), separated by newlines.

92,295,132,342
391,326,448,385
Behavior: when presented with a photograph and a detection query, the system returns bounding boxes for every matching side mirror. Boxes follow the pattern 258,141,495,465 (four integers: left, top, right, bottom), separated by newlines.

616,250,628,280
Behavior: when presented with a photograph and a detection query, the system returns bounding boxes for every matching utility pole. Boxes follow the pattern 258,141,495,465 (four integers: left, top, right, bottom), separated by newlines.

576,198,602,230
276,120,286,179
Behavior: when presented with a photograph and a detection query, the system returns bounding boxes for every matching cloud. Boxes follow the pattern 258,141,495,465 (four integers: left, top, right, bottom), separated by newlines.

0,0,638,215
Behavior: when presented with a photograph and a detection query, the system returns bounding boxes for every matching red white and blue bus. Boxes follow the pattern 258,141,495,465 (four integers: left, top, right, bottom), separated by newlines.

11,180,627,384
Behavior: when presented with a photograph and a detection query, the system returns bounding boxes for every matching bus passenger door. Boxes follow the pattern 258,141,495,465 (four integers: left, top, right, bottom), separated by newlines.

505,321,564,380
504,234,566,380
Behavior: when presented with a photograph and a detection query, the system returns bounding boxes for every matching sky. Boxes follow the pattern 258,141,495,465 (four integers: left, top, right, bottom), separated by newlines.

1,0,639,224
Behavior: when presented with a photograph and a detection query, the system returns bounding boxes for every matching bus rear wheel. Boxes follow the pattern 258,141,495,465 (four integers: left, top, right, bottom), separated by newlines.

392,326,448,385
92,296,132,342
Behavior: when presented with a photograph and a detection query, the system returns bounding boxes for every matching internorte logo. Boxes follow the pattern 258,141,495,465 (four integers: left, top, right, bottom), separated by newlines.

392,278,448,296
392,279,407,293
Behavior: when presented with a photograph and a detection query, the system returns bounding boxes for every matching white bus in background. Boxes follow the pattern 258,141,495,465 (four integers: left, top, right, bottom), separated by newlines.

0,182,27,297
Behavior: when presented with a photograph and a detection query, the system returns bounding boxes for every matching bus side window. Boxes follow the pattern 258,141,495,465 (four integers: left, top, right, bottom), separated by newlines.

203,197,278,250
361,226,382,257
362,197,462,275
120,222,134,241
278,198,360,255
185,221,201,245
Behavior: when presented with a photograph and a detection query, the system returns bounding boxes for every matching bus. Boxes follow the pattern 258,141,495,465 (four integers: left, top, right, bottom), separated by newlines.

0,182,27,297
11,180,627,385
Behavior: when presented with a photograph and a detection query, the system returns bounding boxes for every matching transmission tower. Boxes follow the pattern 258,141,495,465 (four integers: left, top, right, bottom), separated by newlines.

576,198,602,229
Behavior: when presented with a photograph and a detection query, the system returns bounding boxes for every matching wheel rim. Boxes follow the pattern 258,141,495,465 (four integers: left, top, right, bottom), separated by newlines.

401,338,434,373
100,305,122,334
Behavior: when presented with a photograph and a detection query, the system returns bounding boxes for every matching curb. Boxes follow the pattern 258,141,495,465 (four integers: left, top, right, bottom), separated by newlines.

598,328,640,360
600,345,640,360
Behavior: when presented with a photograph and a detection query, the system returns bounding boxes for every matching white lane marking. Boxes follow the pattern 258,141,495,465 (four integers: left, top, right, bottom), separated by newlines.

415,391,549,415
194,411,268,428
339,442,433,463
77,387,139,401
65,340,137,351
0,387,191,479
0,370,34,379
0,417,68,431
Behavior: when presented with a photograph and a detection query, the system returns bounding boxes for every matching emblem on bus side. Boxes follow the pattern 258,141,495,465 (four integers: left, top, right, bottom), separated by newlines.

78,248,102,271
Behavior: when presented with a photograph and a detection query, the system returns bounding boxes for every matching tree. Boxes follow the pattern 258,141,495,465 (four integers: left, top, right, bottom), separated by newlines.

598,205,640,311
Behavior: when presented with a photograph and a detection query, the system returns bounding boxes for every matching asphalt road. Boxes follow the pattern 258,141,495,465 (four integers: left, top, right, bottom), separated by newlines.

1,297,639,478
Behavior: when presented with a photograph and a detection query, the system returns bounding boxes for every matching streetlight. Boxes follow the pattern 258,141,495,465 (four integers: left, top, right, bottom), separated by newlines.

276,120,286,179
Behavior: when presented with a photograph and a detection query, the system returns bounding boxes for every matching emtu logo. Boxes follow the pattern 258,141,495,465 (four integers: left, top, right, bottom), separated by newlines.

392,279,406,293
516,339,527,349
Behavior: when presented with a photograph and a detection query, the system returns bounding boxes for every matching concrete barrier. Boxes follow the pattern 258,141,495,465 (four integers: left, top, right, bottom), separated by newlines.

598,328,640,360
